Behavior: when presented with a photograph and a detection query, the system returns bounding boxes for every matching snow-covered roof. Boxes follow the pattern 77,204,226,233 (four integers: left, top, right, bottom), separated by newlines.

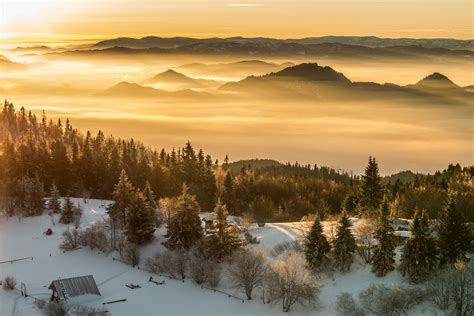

48,275,101,300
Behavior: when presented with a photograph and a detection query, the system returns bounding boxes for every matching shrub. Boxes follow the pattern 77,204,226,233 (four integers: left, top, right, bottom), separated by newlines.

41,301,69,316
70,304,110,316
40,302,110,316
122,243,140,267
59,228,79,250
2,276,17,290
336,292,363,316
79,223,109,252
359,284,426,315
145,250,188,279
189,253,220,287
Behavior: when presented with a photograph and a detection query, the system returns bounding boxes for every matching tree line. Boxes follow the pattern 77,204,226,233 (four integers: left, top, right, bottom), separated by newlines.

0,101,472,223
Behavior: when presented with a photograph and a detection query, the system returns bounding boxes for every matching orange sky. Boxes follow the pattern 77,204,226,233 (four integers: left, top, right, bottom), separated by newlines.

1,0,473,43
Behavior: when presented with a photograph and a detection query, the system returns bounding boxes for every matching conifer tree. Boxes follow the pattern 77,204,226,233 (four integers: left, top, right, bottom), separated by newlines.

23,175,45,216
60,197,74,224
399,209,438,283
48,182,62,214
361,157,383,216
143,181,157,210
164,184,203,250
371,199,397,277
222,171,235,213
107,170,135,228
125,190,156,245
206,199,241,260
304,216,330,271
332,212,357,272
437,196,471,266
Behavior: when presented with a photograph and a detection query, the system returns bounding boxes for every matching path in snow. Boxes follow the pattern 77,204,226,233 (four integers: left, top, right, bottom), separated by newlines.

266,223,299,241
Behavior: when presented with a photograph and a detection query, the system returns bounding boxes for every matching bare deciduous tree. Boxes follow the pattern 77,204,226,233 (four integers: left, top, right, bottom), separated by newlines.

59,228,79,250
427,260,473,315
264,251,321,312
228,248,267,300
353,218,375,264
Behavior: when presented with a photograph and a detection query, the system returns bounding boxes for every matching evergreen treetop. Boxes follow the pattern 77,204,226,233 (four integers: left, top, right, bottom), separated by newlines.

304,216,331,271
332,212,357,272
437,196,471,266
399,209,438,283
371,199,396,277
361,156,383,216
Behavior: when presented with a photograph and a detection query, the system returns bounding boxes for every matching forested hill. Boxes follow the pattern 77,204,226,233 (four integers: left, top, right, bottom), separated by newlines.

0,101,473,222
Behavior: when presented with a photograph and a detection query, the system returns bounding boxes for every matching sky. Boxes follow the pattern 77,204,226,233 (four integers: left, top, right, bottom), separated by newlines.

1,0,473,43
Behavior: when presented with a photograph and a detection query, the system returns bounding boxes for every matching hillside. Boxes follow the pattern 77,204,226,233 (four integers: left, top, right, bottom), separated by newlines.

0,198,433,316
0,55,29,72
227,159,282,172
143,69,218,88
101,81,212,99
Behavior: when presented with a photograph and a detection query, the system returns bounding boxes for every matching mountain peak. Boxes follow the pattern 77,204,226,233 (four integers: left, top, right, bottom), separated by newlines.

269,63,351,83
416,72,458,88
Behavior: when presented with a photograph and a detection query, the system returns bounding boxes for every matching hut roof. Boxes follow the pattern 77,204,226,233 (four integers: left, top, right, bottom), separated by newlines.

48,275,100,300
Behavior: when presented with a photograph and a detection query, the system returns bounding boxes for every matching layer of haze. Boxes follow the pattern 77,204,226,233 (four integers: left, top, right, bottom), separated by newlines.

2,0,473,42
1,47,472,174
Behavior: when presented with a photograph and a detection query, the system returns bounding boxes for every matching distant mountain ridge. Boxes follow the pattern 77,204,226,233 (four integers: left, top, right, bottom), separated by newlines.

46,41,474,61
92,35,474,51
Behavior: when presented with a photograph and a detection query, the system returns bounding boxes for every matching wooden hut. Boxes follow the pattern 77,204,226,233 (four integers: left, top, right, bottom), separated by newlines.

48,275,101,301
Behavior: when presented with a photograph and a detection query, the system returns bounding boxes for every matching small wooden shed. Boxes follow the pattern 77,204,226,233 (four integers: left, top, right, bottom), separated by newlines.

49,275,101,301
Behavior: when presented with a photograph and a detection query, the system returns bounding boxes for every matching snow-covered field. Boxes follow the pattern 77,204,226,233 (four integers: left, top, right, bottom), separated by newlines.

0,199,433,315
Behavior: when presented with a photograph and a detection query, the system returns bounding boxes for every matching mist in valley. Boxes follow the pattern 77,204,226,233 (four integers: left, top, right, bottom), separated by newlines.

1,44,472,174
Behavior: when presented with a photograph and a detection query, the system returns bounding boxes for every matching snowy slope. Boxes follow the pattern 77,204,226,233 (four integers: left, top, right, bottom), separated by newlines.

0,199,434,315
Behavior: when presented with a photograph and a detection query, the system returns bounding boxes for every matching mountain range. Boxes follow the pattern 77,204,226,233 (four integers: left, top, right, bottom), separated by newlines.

92,36,474,51
43,40,473,62
222,63,472,103
101,63,473,105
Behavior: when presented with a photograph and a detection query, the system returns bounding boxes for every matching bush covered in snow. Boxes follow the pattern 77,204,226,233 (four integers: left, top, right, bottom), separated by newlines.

79,222,109,252
40,301,110,316
41,301,69,316
189,253,221,287
359,283,426,315
336,292,363,316
59,228,79,250
145,250,188,279
2,276,17,290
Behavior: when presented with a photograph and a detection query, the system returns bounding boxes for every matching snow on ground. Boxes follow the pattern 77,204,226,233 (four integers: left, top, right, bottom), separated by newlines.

0,198,432,315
